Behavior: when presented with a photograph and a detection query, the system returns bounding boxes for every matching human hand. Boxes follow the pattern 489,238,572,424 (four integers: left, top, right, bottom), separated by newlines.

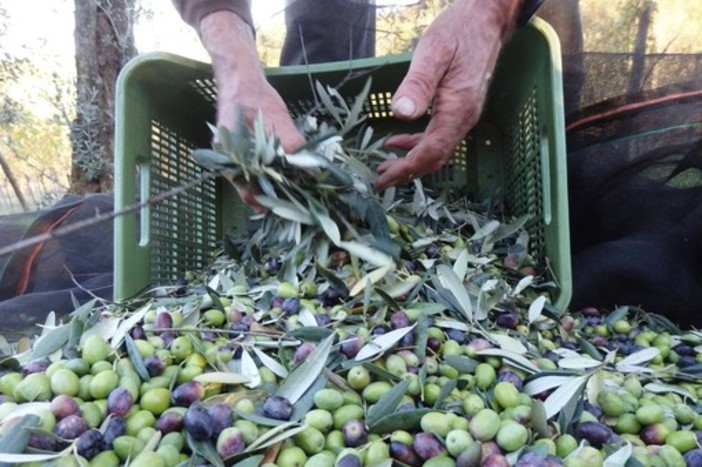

375,0,520,189
199,11,306,207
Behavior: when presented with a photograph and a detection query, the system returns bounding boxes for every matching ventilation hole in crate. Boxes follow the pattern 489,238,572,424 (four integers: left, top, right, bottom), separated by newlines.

429,139,469,189
149,120,218,286
366,92,394,119
191,79,217,105
505,88,544,263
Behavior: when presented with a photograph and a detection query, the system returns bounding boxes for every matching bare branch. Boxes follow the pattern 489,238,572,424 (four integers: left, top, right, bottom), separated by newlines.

0,170,219,258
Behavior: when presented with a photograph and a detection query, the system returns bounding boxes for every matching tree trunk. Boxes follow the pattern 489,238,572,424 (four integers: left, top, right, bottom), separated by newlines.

628,0,654,95
0,150,28,211
71,0,136,193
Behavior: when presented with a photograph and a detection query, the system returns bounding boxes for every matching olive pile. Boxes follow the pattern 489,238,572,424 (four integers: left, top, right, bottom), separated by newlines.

1,207,702,467
1,273,701,466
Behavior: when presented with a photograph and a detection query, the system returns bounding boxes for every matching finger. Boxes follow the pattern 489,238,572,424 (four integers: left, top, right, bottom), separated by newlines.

384,133,424,151
391,33,453,120
375,158,420,190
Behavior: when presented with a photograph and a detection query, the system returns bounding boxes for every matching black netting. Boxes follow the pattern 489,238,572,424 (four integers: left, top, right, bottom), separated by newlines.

566,53,702,324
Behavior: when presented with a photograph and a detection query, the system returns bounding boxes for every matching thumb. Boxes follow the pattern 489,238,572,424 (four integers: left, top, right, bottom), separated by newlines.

391,42,450,120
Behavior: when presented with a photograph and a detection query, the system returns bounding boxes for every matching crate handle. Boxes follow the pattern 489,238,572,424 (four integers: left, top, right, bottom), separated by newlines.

137,160,151,246
539,128,552,226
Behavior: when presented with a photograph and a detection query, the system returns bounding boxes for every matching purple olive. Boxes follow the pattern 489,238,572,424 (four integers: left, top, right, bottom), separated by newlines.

208,403,233,437
270,296,284,309
155,411,184,434
640,424,669,445
497,370,523,390
581,307,601,318
574,421,614,448
50,395,80,420
76,429,103,459
515,452,548,467
340,335,363,359
171,381,205,406
342,419,368,447
101,416,127,449
483,454,511,467
22,359,50,375
545,455,564,467
446,329,468,344
336,452,362,467
293,342,316,365
54,414,88,439
27,433,57,451
107,387,133,418
390,311,411,329
399,332,414,347
184,404,214,441
495,312,519,329
370,324,389,336
161,331,178,348
200,330,217,342
315,313,331,326
130,326,146,340
144,355,165,377
684,449,702,466
426,338,442,352
281,298,301,315
263,395,293,421
154,312,173,330
413,432,446,460
389,441,421,467
322,288,341,307
425,244,440,258
216,427,246,458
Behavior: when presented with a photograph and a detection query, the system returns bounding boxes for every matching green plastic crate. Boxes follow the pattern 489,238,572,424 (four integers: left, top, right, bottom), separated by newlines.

114,18,571,310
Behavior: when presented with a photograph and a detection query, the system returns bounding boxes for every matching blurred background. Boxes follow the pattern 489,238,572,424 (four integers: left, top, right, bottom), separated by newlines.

0,0,700,214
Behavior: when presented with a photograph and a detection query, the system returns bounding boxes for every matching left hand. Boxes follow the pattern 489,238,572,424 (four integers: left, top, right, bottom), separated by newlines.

375,0,520,189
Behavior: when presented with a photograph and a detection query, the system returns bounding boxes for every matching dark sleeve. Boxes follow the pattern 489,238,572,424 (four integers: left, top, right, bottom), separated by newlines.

172,0,254,32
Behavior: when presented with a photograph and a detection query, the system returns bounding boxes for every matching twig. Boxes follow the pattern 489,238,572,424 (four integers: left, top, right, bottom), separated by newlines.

0,170,219,258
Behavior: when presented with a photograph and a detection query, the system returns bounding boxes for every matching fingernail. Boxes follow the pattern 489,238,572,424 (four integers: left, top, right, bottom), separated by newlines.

393,97,416,117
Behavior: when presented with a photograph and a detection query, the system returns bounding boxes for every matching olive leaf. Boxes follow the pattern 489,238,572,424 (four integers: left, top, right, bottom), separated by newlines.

436,264,473,321
557,356,602,370
523,375,579,397
476,348,539,374
603,442,632,467
527,295,547,325
350,264,394,297
615,347,660,370
124,334,150,381
490,333,528,355
444,356,479,374
432,379,457,409
369,408,431,435
338,241,394,268
366,379,410,427
276,333,335,404
355,325,416,362
186,433,224,467
252,347,289,379
193,372,251,386
30,324,70,361
603,306,630,326
542,374,589,419
111,304,151,350
644,382,697,402
244,422,307,453
0,414,42,460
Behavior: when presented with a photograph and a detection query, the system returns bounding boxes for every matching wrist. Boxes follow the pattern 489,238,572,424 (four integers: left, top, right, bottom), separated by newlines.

455,0,523,37
200,11,261,76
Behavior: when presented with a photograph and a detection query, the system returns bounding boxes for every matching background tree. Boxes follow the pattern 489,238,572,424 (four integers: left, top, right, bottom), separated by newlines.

71,0,137,193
